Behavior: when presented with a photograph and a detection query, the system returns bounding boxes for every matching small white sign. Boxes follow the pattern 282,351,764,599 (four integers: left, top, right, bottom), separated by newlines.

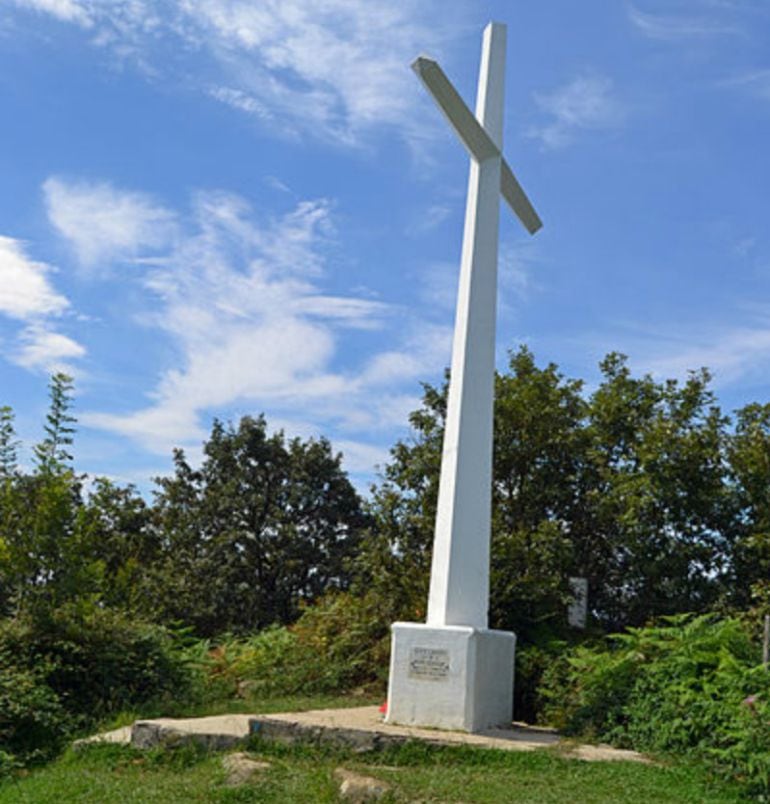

568,577,588,629
408,647,450,681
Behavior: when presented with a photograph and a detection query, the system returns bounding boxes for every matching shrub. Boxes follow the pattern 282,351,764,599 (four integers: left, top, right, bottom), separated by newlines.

515,641,569,725
0,606,200,763
30,606,197,717
538,614,770,795
0,658,73,768
193,591,390,698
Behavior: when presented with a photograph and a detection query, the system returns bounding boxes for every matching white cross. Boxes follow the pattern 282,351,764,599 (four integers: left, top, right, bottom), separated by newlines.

413,22,542,629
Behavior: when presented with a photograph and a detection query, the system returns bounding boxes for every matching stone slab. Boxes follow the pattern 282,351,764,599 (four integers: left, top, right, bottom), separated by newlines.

251,707,650,763
72,725,133,750
251,705,555,754
75,705,650,764
131,714,253,750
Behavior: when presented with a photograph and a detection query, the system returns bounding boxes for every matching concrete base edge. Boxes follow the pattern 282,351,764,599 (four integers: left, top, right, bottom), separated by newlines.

385,622,516,732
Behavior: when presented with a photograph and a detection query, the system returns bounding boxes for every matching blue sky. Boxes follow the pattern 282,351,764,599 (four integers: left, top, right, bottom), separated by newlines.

1,0,769,493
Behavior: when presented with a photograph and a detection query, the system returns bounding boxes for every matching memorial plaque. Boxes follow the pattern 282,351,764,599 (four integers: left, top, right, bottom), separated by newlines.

408,647,450,681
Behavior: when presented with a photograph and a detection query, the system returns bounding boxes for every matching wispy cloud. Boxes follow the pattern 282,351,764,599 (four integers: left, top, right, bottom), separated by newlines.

528,74,622,150
207,86,272,120
14,326,86,373
573,312,770,392
638,325,770,388
719,69,770,101
44,177,177,271
407,204,453,236
0,235,85,374
627,3,743,41
80,183,449,474
9,0,454,149
11,0,91,27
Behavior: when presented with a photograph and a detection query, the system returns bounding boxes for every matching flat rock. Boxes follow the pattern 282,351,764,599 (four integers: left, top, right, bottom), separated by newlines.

73,705,650,766
334,768,391,801
221,752,271,785
72,726,132,750
131,714,253,750
251,706,650,764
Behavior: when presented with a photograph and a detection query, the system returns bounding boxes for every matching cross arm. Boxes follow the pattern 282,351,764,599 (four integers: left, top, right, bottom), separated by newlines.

412,56,499,162
501,159,542,234
412,56,542,236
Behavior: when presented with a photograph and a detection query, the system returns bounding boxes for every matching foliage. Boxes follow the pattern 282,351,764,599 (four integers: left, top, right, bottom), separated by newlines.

365,347,741,637
33,373,77,475
83,479,156,612
584,357,734,628
727,402,770,609
538,614,770,796
0,607,199,768
0,649,72,768
191,592,390,698
147,416,369,635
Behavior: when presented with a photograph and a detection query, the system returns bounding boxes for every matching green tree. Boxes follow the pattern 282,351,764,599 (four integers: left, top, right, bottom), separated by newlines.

490,349,588,636
585,355,733,627
147,416,369,635
726,402,770,609
34,373,76,474
364,348,736,638
362,348,588,638
83,479,156,612
0,375,104,620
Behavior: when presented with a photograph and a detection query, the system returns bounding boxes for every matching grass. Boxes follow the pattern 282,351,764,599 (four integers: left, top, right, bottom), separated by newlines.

0,734,744,803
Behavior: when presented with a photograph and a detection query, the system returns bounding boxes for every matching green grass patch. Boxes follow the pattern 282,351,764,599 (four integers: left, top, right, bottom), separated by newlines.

1,738,743,803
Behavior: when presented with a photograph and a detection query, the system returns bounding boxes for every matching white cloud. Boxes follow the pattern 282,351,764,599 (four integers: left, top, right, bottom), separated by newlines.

334,439,390,475
207,86,272,119
719,69,770,101
639,326,770,387
183,0,440,144
11,0,91,27
499,241,541,302
358,323,451,387
627,3,742,40
0,236,69,319
571,312,770,393
0,235,86,375
44,177,176,269
528,75,622,150
9,0,453,149
417,261,459,313
13,325,86,373
82,186,443,464
407,204,453,236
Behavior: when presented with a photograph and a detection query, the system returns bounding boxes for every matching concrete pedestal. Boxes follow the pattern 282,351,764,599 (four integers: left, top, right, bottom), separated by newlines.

385,622,515,732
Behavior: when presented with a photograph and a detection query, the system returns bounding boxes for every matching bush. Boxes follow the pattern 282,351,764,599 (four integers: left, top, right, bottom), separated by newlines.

30,607,197,717
538,614,770,795
193,592,390,698
515,641,568,725
0,606,200,764
0,657,73,768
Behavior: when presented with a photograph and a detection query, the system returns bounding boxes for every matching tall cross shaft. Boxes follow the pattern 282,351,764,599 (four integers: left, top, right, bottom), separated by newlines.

413,23,541,629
